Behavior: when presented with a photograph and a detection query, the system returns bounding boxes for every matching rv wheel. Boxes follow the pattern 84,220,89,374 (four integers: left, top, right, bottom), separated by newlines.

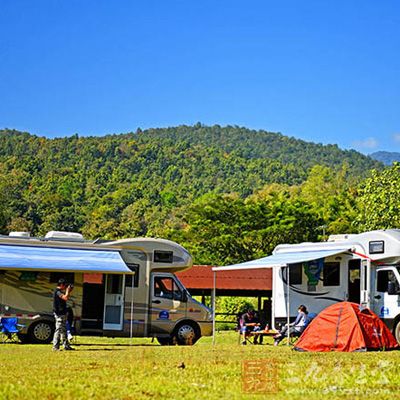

173,322,200,346
29,321,54,344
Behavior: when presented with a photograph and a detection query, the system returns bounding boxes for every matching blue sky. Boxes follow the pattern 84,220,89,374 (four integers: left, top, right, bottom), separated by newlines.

0,1,399,153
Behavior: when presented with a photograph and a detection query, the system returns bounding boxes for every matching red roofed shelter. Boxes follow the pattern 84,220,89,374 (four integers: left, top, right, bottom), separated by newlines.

176,265,272,296
176,265,272,322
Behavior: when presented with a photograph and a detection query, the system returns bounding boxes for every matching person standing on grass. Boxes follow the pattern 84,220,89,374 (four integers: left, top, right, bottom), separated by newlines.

52,278,74,351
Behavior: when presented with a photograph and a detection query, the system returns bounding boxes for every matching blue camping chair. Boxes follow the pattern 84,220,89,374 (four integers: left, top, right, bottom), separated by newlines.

0,317,25,343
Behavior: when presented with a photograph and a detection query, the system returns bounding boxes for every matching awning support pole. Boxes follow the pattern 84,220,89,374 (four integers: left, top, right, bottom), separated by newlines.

212,271,216,346
130,274,134,344
287,265,290,345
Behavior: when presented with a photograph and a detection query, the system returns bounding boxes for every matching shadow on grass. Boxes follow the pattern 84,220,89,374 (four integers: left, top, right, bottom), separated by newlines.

74,347,128,352
73,343,159,347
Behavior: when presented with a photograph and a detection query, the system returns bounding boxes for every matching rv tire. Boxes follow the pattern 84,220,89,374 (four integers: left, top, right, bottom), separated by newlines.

28,320,54,344
173,321,200,346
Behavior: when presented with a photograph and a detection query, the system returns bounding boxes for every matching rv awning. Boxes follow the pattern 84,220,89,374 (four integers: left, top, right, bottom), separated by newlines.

212,248,351,272
0,244,133,274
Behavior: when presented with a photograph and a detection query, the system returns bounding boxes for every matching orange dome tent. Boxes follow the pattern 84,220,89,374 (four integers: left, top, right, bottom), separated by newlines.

294,302,399,352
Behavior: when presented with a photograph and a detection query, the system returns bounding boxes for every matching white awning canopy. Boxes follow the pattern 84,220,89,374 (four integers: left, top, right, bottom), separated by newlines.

0,244,133,274
212,248,351,272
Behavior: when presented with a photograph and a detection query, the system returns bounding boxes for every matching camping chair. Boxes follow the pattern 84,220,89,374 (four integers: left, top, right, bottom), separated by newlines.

0,317,25,343
289,330,302,344
238,318,264,345
273,329,302,346
276,312,317,346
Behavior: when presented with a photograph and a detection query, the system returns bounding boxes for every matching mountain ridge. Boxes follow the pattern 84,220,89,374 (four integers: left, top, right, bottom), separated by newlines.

0,124,382,237
370,151,400,166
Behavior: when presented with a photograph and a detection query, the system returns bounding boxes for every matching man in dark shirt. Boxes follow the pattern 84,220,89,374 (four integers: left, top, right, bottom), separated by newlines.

52,278,74,351
240,309,261,345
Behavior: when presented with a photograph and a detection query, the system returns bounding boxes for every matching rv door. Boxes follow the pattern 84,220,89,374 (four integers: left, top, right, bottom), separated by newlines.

373,267,400,320
103,274,125,330
360,259,370,307
150,273,187,335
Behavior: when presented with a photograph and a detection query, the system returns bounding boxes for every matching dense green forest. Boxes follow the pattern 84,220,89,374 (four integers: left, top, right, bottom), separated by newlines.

0,124,393,265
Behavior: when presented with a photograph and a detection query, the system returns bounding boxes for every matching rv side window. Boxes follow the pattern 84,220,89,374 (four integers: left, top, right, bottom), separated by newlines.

154,276,183,301
369,241,384,254
289,263,302,285
377,270,400,293
154,250,173,263
106,275,123,294
125,264,139,287
282,264,302,285
50,272,75,284
348,259,361,283
323,262,340,286
19,271,39,282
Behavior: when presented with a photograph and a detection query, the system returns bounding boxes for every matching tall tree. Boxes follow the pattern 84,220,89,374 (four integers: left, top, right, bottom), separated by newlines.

168,192,321,265
355,163,400,230
298,164,359,235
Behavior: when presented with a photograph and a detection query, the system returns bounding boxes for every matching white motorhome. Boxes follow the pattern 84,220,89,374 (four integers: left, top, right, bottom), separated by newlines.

0,232,212,345
272,230,400,343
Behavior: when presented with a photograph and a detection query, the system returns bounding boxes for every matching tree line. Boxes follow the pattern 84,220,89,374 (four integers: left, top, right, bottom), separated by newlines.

0,125,394,266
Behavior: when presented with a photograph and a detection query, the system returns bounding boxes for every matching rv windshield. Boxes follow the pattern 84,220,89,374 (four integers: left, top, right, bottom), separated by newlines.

153,276,189,301
377,268,400,293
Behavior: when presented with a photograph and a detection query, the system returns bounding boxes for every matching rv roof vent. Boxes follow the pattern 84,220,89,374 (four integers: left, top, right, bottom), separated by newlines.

45,231,84,241
9,231,31,238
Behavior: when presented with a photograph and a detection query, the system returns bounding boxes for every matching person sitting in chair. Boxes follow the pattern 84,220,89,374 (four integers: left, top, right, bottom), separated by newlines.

241,309,261,345
274,305,309,345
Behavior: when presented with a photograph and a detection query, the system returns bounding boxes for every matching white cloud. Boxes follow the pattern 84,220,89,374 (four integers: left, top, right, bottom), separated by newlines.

392,133,400,143
352,137,378,149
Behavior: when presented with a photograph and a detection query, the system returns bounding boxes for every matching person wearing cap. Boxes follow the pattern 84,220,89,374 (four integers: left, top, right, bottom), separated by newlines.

240,309,261,345
52,278,74,351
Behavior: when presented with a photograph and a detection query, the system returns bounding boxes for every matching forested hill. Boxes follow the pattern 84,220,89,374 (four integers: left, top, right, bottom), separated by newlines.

0,125,381,241
137,125,379,174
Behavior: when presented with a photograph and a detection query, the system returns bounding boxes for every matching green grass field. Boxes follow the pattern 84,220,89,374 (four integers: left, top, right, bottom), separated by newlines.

1,331,399,400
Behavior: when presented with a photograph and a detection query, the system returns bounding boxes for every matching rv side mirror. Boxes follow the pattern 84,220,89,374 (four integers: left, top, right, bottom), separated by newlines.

387,281,397,295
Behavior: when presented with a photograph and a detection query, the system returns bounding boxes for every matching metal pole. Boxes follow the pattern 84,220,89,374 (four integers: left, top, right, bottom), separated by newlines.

271,266,276,330
212,271,216,346
286,265,290,345
130,273,134,344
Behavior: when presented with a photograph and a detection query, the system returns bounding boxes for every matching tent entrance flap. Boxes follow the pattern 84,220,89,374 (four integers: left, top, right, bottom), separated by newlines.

212,248,351,272
0,244,132,274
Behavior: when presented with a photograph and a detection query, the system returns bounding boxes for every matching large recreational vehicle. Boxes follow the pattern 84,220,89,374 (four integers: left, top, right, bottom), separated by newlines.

213,230,400,344
0,231,212,345
272,230,400,343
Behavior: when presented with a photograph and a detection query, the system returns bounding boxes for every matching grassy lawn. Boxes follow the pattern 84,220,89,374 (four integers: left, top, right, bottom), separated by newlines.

1,331,399,399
